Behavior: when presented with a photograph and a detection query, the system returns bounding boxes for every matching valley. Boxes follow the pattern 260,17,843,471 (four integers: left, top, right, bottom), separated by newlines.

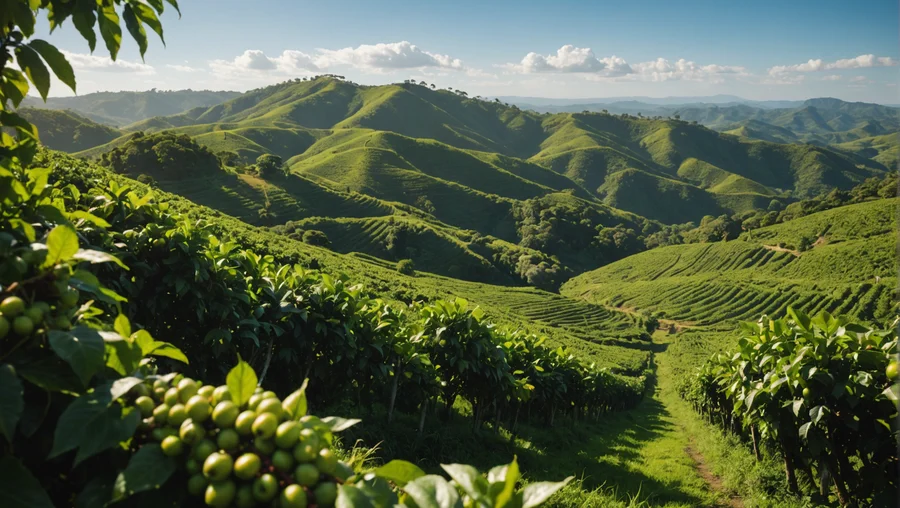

1,5,896,506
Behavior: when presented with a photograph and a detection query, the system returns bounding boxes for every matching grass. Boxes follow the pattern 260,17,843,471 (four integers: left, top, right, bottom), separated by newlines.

61,77,889,228
563,198,897,326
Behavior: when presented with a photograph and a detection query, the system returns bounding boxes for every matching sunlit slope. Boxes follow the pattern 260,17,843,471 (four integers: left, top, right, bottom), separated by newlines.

19,107,122,152
49,150,651,374
75,78,887,224
562,198,897,326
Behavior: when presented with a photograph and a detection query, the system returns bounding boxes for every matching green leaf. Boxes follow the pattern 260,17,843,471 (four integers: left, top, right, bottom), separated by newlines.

441,463,487,502
27,40,76,93
104,333,144,376
44,225,79,268
73,406,139,466
321,416,361,432
48,327,106,387
281,378,308,419
122,4,148,58
97,4,122,60
166,0,181,17
0,365,24,442
14,45,50,101
115,315,132,338
336,485,375,508
787,306,810,332
16,356,83,392
133,330,189,364
110,377,144,401
2,68,30,107
132,2,165,44
374,460,426,487
73,249,128,268
71,3,98,52
112,444,176,502
493,457,519,508
521,477,573,508
49,384,140,466
0,455,54,508
403,475,462,508
68,210,111,228
226,359,257,407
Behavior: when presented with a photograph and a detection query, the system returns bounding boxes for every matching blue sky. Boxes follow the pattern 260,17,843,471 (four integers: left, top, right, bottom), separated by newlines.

36,0,900,102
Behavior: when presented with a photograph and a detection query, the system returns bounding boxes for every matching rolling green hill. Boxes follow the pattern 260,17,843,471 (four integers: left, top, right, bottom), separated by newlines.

17,107,122,152
562,198,897,327
23,89,240,126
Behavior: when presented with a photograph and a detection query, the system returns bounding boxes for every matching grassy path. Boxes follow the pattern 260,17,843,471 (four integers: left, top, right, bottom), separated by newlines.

528,332,744,507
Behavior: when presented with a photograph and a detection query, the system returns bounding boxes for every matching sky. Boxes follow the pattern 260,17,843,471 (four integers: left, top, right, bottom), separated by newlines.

33,0,900,103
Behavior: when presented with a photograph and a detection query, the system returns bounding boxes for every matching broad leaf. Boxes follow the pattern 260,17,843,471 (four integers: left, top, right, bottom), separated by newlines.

403,475,462,508
494,457,519,508
27,39,76,93
374,460,426,487
104,334,143,376
226,359,257,407
122,4,148,58
97,4,122,60
112,444,177,502
336,485,375,508
0,364,24,441
321,416,361,432
73,249,128,268
43,225,79,267
50,383,139,464
521,477,573,508
14,45,50,101
0,455,54,508
281,378,308,419
16,356,83,392
441,463,487,502
48,327,105,387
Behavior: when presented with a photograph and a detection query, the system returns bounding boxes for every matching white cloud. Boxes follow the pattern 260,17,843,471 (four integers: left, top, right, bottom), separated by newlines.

768,54,898,75
314,41,463,72
821,74,842,81
210,42,463,77
505,45,632,75
62,51,154,74
849,76,871,84
209,49,319,77
631,58,747,83
762,74,806,85
167,64,200,73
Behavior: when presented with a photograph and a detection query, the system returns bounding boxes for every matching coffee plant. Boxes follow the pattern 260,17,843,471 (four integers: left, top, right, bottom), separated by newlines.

682,309,898,506
0,1,607,505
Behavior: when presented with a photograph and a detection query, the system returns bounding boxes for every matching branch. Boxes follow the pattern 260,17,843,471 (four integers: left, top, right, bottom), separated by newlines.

256,337,275,386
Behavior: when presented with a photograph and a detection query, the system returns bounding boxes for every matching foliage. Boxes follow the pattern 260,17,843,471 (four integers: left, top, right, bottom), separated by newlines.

255,153,284,179
681,310,898,506
100,132,222,176
397,258,415,276
17,107,122,152
302,229,330,247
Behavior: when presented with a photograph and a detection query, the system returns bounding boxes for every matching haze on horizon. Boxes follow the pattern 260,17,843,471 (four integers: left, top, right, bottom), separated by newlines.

30,0,900,104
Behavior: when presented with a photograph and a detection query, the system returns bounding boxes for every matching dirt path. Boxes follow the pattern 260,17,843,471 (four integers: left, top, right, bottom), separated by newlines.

762,244,800,256
604,304,698,331
685,441,744,508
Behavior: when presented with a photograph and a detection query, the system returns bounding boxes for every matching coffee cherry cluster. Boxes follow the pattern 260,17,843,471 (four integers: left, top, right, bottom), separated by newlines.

0,233,81,342
134,377,352,507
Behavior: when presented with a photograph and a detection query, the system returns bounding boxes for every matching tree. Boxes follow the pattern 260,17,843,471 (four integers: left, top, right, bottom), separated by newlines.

397,259,416,276
302,229,330,247
256,153,284,178
430,83,436,89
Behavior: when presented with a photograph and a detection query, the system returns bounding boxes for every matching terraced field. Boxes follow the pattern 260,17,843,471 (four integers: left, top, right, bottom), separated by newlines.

563,198,897,327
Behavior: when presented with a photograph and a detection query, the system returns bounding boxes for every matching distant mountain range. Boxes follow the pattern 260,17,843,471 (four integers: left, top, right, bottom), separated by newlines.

22,90,241,126
499,94,805,109
19,78,893,284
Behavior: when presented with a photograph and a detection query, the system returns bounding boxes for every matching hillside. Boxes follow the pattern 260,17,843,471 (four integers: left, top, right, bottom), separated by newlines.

17,107,122,152
22,89,240,125
67,78,886,227
562,198,897,326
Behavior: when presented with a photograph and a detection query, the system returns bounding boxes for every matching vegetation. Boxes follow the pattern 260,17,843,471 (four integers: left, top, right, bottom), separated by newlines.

682,310,897,506
2,3,895,507
17,107,122,152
